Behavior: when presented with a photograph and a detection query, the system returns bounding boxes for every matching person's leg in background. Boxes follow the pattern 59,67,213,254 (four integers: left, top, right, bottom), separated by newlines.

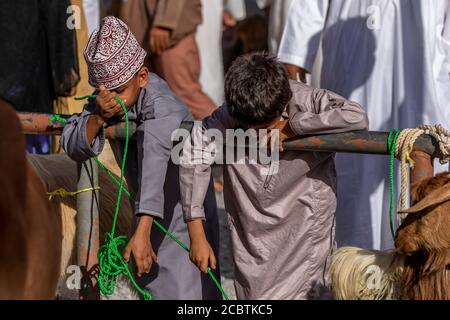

151,33,217,120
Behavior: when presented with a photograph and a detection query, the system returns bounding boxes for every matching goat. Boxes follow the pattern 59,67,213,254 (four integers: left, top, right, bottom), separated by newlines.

330,172,450,300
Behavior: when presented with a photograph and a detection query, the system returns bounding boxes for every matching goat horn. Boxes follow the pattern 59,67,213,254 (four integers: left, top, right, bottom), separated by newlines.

398,183,450,214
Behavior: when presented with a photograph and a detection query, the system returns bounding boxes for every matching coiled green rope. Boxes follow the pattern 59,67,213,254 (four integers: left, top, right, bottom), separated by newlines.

75,94,153,300
387,130,401,240
73,95,228,300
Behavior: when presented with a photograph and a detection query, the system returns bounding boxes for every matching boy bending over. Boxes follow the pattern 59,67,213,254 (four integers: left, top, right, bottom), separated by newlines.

61,17,220,299
180,52,369,299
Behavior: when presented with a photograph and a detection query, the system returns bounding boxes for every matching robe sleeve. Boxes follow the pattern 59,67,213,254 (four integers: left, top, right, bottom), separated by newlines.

278,0,330,72
60,103,105,163
289,84,369,135
180,105,236,222
135,97,186,218
153,0,186,30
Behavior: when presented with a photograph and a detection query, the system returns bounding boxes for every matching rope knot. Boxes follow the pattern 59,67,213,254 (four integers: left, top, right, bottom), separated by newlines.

47,187,100,200
419,124,450,164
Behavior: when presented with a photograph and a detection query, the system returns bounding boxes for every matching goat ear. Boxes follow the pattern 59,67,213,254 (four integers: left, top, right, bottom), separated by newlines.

398,184,450,214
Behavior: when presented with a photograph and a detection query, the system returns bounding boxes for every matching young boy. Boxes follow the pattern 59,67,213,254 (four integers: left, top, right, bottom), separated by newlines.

180,52,369,299
61,16,221,300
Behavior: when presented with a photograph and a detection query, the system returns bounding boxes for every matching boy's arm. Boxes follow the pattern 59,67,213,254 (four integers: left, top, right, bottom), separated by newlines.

61,86,124,163
179,125,214,222
180,105,235,271
135,102,185,219
289,86,369,135
180,105,236,222
179,125,216,272
123,99,188,275
60,103,106,163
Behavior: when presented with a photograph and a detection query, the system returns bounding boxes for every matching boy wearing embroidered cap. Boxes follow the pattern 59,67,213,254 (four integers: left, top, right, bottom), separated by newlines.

61,16,221,300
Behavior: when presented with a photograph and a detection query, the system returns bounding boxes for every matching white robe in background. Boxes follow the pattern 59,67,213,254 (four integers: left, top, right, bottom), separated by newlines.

226,0,247,21
256,0,294,54
196,0,225,106
196,0,248,106
279,0,450,250
82,0,100,36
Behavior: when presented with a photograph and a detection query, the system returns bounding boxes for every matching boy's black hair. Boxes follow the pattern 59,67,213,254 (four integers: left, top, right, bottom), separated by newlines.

224,52,293,128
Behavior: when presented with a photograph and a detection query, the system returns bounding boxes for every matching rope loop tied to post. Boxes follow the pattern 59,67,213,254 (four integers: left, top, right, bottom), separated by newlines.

418,124,450,164
387,125,450,239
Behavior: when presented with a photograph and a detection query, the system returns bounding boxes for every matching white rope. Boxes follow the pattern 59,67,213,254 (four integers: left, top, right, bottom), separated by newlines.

395,128,425,211
393,125,450,226
418,124,450,165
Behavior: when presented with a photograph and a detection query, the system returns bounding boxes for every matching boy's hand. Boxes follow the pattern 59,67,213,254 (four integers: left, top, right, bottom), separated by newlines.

262,120,297,152
123,215,157,277
190,238,216,274
94,85,124,122
274,120,296,152
123,233,157,277
187,219,216,273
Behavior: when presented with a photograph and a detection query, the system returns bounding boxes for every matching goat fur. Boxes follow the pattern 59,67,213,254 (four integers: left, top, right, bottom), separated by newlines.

331,173,450,300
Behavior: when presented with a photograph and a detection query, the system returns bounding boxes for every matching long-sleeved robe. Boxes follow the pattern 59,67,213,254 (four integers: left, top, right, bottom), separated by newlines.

180,80,369,299
278,0,450,250
60,73,221,300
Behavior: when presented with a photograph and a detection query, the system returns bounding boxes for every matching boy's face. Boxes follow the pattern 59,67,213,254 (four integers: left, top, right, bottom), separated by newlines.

108,67,149,110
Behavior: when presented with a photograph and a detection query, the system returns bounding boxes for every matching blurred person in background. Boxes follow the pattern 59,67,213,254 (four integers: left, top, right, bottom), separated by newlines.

256,0,294,54
120,0,216,120
195,0,268,106
196,0,268,192
0,0,80,154
278,0,450,250
222,0,268,73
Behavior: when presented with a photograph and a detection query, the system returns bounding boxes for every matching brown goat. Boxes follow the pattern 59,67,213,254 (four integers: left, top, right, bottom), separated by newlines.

396,172,450,300
330,172,450,300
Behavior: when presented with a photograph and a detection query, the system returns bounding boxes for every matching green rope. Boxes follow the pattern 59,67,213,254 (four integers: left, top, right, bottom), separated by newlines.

48,114,68,124
73,95,228,300
94,152,228,300
75,94,153,300
57,97,405,299
387,130,401,240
